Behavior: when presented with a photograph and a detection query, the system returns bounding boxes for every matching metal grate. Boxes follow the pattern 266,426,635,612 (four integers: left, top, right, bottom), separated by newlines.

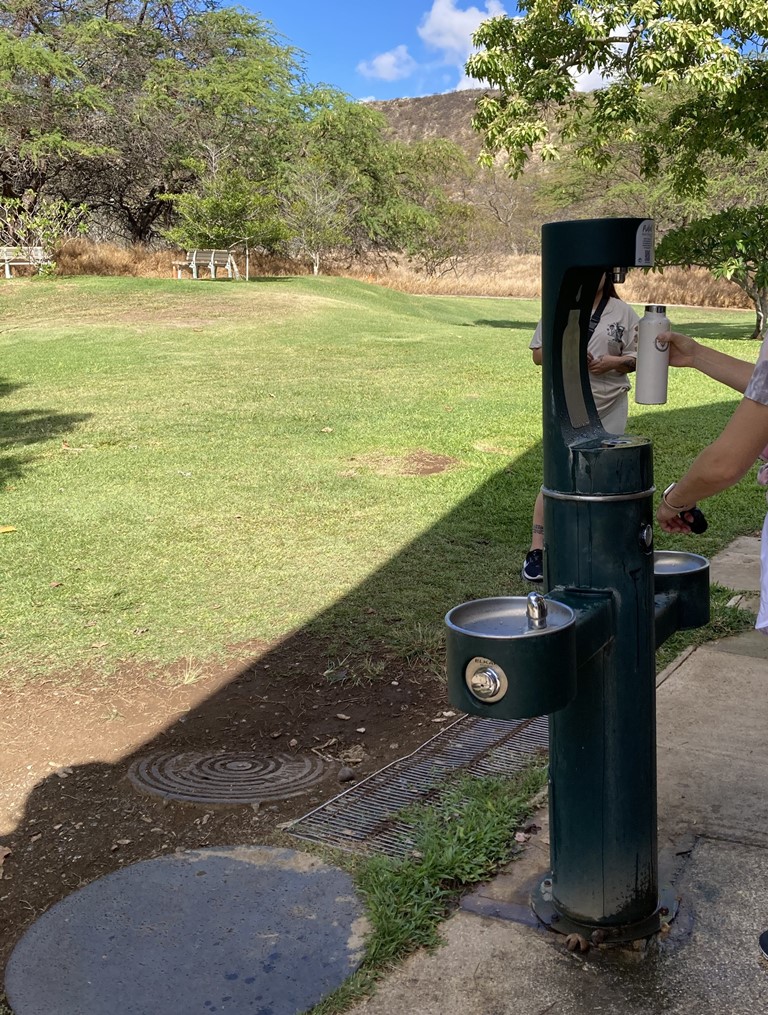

288,714,549,858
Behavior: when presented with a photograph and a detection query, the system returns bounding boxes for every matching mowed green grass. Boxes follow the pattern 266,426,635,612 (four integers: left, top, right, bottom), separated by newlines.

0,275,760,682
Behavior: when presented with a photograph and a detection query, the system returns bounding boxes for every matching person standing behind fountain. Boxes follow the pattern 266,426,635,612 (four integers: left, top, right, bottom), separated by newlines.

656,329,768,634
522,273,640,582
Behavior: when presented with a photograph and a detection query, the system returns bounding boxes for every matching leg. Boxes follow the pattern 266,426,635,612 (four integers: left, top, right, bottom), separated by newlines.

530,490,545,550
522,489,545,583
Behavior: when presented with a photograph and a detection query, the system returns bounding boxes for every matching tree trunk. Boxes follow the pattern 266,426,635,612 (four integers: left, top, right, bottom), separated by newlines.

752,290,768,341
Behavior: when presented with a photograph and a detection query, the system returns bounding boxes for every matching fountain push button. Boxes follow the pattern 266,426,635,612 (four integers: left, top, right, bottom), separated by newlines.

465,658,509,702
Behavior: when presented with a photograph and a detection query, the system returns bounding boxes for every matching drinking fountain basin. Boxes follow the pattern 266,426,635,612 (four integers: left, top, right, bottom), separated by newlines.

445,593,577,719
654,550,710,630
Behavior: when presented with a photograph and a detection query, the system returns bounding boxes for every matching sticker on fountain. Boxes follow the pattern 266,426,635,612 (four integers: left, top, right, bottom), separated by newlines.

127,751,326,805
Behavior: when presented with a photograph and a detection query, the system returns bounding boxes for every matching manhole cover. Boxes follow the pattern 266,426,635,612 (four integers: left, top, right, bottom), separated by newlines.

127,752,325,805
5,847,368,1015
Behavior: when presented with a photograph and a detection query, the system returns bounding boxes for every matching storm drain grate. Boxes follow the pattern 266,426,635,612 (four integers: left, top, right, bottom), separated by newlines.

127,751,326,805
288,714,548,858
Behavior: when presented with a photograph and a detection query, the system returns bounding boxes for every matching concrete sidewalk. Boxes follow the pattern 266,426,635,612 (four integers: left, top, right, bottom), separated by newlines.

347,538,768,1015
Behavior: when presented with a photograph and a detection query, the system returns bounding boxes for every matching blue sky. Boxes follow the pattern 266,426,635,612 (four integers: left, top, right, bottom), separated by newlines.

244,1,514,102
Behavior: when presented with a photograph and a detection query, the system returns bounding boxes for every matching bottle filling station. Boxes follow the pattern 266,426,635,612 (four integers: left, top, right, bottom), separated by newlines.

446,218,710,944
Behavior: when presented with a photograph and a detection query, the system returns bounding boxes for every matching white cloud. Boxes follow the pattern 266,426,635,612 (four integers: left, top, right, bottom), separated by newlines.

355,1,510,94
572,24,628,92
418,0,507,62
357,44,418,82
572,67,614,92
454,72,486,91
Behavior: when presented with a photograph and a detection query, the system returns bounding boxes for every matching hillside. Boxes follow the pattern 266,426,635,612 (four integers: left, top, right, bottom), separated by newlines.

369,90,488,158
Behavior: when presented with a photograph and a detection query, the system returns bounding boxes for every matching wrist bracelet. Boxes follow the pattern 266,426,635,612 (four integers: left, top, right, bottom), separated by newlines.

662,483,693,513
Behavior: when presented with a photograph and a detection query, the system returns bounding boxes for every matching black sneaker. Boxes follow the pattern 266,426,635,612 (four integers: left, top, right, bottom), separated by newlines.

522,548,543,583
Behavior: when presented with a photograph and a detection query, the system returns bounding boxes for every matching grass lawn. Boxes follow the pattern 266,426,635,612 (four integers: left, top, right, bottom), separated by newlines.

0,275,760,684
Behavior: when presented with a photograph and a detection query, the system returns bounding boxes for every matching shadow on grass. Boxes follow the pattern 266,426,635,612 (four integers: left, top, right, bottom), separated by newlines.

0,396,750,988
681,321,758,341
466,319,538,330
0,377,91,488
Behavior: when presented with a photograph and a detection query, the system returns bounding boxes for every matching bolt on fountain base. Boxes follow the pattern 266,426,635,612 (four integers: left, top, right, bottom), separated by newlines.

532,877,680,945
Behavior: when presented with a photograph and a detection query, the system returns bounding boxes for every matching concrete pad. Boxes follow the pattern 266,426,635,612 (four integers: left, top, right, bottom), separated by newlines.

346,604,768,1015
656,644,768,846
4,847,368,1015
345,838,768,1015
707,627,768,659
709,536,762,591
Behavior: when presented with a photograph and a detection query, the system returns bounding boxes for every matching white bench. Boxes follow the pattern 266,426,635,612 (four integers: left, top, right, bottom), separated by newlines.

0,246,52,278
172,249,240,280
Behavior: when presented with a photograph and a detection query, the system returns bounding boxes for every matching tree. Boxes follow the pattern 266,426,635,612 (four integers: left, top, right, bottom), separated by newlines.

163,168,285,267
285,98,476,269
0,3,309,240
401,197,477,278
280,163,354,275
656,207,768,340
0,193,87,268
467,2,768,195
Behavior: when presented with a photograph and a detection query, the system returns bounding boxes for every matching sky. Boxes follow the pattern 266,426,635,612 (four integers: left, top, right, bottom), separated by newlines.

243,0,517,102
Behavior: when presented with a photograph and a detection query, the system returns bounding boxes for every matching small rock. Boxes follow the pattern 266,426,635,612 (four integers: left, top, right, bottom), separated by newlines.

336,713,351,720
338,766,356,783
356,727,366,733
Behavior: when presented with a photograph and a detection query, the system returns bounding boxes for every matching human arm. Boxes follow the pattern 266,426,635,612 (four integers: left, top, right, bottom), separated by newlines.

532,347,542,366
657,396,768,532
662,331,756,394
587,353,635,375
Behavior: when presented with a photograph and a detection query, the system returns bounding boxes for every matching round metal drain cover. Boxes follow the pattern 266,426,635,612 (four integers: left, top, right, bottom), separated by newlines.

127,751,325,805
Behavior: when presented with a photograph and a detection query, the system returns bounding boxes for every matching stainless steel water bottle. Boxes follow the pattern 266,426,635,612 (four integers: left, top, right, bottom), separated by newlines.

635,304,671,404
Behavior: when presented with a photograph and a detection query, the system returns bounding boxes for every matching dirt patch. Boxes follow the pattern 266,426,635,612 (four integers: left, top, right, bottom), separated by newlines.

348,450,459,477
0,633,450,984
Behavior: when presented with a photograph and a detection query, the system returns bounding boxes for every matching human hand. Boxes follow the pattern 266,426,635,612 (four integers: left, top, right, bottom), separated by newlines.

657,483,702,534
660,331,698,369
657,500,695,533
587,354,614,375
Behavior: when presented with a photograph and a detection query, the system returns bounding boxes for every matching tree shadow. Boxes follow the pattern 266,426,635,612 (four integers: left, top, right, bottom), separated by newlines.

0,377,92,489
681,321,759,341
0,396,746,985
465,318,537,329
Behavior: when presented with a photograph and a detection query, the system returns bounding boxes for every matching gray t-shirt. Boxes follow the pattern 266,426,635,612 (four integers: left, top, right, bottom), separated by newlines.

745,340,768,406
529,298,639,414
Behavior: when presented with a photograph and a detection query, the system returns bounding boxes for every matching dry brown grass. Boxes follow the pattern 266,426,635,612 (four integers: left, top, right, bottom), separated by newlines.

350,256,752,311
56,239,317,281
55,238,177,277
53,241,750,311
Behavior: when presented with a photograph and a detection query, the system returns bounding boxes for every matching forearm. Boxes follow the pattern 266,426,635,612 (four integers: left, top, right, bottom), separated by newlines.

611,354,635,375
689,344,755,394
665,440,755,509
663,398,768,509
